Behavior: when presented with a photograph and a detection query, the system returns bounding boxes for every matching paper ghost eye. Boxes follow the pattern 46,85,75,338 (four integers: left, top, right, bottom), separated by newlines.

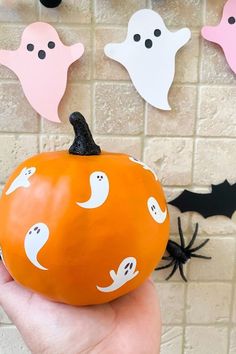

228,17,236,25
48,41,55,49
154,29,161,37
133,34,141,42
27,44,34,52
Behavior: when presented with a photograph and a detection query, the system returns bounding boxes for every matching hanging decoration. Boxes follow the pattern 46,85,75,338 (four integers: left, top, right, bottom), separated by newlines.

202,0,236,75
169,180,236,219
0,22,84,123
104,9,191,110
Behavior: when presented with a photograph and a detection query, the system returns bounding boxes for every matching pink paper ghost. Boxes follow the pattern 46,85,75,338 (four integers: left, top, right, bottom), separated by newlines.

0,22,84,122
202,0,236,75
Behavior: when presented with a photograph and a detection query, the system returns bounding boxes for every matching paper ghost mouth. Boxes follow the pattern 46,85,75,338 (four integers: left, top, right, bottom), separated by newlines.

145,39,153,49
38,50,46,60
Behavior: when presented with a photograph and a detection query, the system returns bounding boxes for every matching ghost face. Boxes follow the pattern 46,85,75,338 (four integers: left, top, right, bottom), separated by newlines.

148,197,167,224
20,22,62,64
96,257,139,293
24,222,49,271
104,9,191,110
6,167,36,195
201,0,236,74
77,171,109,209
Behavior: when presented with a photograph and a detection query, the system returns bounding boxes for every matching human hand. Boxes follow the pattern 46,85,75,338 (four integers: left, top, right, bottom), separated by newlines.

0,262,161,354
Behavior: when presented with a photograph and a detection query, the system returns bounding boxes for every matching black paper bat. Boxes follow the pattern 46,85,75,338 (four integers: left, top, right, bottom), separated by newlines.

169,180,236,219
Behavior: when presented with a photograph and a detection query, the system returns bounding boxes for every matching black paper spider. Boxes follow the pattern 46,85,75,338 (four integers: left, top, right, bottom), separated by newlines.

156,217,211,282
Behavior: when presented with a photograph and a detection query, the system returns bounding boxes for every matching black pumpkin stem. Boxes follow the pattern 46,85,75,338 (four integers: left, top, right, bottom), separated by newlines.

69,112,101,156
39,0,62,8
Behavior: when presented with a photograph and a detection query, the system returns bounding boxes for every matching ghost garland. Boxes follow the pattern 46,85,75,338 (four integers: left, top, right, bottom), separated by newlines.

104,9,191,110
0,22,84,123
202,0,236,75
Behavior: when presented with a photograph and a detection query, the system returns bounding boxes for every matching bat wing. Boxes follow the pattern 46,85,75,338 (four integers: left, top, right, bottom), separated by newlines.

168,188,235,219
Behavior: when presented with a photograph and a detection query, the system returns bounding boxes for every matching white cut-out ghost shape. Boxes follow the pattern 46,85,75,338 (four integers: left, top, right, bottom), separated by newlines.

77,171,109,209
24,223,49,271
148,196,167,224
97,257,139,293
104,9,191,110
6,167,36,195
129,156,157,180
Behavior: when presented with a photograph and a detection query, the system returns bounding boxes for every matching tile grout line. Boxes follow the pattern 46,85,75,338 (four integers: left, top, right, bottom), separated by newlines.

227,236,236,353
181,0,206,352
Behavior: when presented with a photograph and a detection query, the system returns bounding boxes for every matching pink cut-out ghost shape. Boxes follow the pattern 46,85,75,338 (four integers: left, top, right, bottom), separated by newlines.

0,22,84,122
202,0,236,75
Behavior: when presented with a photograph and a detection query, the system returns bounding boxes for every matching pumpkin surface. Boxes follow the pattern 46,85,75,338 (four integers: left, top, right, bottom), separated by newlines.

0,113,169,305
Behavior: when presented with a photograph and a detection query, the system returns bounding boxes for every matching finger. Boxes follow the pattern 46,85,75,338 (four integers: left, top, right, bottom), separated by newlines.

0,261,13,285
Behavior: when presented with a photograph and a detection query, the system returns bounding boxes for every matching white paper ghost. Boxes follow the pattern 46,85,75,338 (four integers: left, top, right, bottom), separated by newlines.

96,257,139,293
6,167,36,195
104,9,191,110
24,222,49,271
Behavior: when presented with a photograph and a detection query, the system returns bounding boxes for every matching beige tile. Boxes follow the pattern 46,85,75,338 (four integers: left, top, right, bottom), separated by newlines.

94,28,128,80
185,326,228,354
0,1,37,22
193,139,236,184
40,0,91,24
186,283,232,324
0,25,24,80
94,83,144,135
152,0,203,28
0,326,30,353
201,41,236,84
40,135,71,152
232,286,236,323
56,26,91,81
42,83,91,134
95,136,142,158
146,86,197,136
0,135,38,184
198,87,236,136
0,307,11,324
175,34,200,84
0,83,39,133
230,327,236,354
188,237,235,281
144,138,193,185
155,283,185,324
205,0,226,25
191,213,236,236
161,326,183,354
94,0,146,25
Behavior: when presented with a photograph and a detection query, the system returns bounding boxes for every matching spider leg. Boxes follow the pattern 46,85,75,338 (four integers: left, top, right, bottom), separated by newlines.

189,238,210,253
156,259,175,271
179,262,188,282
162,256,172,261
191,254,212,260
177,217,185,248
166,261,178,281
186,222,199,250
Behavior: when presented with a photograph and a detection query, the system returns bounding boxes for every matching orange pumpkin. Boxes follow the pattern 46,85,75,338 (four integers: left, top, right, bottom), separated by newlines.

0,112,169,305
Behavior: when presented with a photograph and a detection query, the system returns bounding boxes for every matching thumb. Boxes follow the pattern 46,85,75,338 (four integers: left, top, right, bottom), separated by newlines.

0,262,32,324
0,261,12,285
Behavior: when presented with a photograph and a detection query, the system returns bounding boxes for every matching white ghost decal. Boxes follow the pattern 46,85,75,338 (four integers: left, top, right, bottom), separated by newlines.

77,171,109,209
129,156,157,180
6,167,36,195
148,196,167,224
104,9,191,110
24,223,49,271
96,257,139,293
